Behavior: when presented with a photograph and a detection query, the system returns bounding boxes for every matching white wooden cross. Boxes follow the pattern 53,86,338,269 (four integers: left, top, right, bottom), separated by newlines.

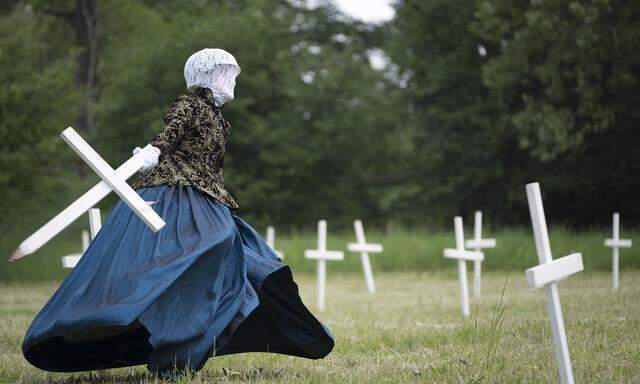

465,211,496,298
347,220,383,294
524,182,583,384
265,226,284,259
62,208,102,268
604,212,632,290
61,231,89,269
443,216,484,318
304,220,344,311
10,127,165,262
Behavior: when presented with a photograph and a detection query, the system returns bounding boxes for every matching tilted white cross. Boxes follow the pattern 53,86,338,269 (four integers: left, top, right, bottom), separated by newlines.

62,208,102,268
604,212,632,290
524,182,583,384
266,226,284,259
10,127,165,262
347,220,383,294
465,211,496,298
304,220,344,311
443,217,484,318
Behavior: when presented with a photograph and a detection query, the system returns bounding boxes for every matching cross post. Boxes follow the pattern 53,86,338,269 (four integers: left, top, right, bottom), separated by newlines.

465,211,496,298
443,216,483,317
266,226,284,259
525,182,582,384
62,208,102,268
347,220,383,294
604,213,632,290
304,220,344,311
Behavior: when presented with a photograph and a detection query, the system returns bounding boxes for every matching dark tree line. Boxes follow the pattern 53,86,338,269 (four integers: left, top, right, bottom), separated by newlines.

0,0,638,236
386,0,640,227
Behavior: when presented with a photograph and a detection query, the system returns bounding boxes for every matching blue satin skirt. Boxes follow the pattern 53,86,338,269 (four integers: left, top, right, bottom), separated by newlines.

22,186,333,373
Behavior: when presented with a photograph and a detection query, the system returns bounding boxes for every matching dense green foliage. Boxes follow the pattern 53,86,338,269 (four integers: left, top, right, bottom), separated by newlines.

0,0,639,251
0,8,80,227
386,0,640,226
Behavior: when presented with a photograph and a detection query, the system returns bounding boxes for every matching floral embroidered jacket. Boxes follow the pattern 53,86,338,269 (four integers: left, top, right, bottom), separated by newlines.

131,88,238,209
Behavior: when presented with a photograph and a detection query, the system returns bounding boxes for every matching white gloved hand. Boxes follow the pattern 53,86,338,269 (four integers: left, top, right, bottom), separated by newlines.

133,146,161,172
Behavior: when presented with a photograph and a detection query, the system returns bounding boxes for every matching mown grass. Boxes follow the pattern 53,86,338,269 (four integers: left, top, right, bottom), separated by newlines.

2,220,639,282
1,272,639,383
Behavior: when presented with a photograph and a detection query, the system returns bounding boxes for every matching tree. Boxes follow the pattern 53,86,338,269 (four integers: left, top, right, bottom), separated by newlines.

95,0,400,228
0,7,78,229
474,0,640,224
385,0,505,225
27,0,99,133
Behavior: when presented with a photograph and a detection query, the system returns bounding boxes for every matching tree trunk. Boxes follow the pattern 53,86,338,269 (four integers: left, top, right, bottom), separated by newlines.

71,0,98,134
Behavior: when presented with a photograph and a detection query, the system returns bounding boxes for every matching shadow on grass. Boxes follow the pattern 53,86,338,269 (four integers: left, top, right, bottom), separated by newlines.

37,365,290,384
41,371,151,384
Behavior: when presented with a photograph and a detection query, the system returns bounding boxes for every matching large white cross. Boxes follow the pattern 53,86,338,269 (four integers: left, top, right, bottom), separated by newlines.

443,216,484,318
465,211,496,298
62,208,102,268
265,226,284,259
524,182,583,384
604,212,632,290
10,127,165,262
304,220,344,311
347,220,383,294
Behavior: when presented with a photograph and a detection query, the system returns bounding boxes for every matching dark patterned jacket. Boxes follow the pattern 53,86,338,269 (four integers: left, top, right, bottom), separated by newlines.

131,88,238,209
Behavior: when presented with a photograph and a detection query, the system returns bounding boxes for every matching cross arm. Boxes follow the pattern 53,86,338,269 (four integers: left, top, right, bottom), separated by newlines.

604,239,632,248
347,243,383,253
465,238,496,249
525,253,583,289
61,254,83,268
443,248,484,261
304,250,345,261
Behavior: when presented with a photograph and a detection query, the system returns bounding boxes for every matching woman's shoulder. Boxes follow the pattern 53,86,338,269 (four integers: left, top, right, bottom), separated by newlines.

172,93,199,108
164,93,201,118
175,92,218,112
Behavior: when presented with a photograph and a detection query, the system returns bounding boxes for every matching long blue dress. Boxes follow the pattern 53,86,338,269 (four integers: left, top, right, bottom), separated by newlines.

22,185,334,374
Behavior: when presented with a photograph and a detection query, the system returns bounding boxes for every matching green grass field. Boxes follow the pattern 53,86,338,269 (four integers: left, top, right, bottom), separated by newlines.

1,271,639,383
2,225,640,282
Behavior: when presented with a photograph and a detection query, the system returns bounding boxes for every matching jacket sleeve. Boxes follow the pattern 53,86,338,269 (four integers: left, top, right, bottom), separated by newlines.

150,95,195,158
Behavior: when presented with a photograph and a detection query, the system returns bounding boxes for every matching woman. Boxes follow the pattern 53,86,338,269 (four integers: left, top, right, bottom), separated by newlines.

22,48,334,375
